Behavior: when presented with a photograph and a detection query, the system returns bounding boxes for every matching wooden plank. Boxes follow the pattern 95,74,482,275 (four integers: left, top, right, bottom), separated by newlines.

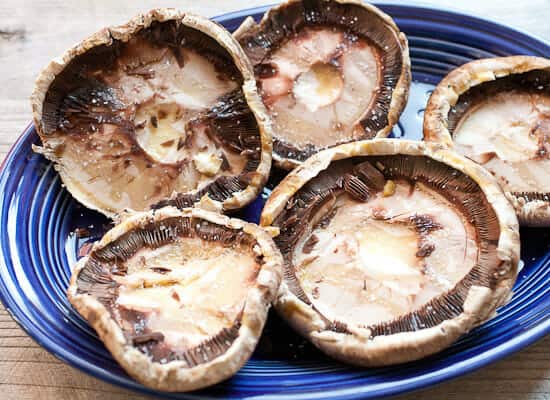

0,361,132,392
0,319,19,327
0,328,34,337
1,385,151,400
0,347,61,363
0,337,40,347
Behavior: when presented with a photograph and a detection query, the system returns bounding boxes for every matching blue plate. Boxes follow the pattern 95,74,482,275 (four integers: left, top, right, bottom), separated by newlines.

0,3,548,399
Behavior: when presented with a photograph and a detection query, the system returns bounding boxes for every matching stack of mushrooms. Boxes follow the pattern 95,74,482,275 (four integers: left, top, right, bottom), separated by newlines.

29,0,548,392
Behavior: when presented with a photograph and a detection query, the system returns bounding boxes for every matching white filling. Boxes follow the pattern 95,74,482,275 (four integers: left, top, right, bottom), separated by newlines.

193,151,223,177
356,222,422,289
134,103,187,164
293,63,344,112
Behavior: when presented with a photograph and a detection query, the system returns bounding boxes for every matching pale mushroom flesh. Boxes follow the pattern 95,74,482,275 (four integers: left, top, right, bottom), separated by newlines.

272,156,502,336
39,20,262,215
449,70,550,203
76,216,263,364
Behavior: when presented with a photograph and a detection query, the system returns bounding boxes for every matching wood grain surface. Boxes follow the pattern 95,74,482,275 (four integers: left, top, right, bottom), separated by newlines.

0,0,549,399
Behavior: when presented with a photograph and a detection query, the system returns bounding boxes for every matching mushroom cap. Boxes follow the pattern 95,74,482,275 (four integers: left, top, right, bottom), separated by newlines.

67,206,283,391
261,138,519,366
423,56,550,226
236,0,410,169
31,9,273,218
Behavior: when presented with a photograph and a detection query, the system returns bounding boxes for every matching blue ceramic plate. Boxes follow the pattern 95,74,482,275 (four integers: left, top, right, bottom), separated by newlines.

0,3,548,399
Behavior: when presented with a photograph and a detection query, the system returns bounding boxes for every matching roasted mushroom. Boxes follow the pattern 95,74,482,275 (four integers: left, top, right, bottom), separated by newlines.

424,56,550,226
235,0,410,168
68,207,282,391
261,139,519,366
31,9,273,218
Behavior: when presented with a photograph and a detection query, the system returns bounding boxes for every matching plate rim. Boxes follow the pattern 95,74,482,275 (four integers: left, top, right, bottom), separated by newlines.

0,2,549,399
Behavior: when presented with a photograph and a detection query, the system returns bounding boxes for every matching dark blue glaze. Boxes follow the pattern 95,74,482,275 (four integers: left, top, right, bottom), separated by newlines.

0,3,548,399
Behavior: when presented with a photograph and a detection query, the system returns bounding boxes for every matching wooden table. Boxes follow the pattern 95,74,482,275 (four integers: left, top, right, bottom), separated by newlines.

0,0,549,399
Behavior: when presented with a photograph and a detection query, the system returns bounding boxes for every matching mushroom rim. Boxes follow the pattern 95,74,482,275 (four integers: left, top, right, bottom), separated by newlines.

67,206,283,391
260,138,520,366
233,0,411,170
31,8,274,218
422,55,550,226
423,55,550,146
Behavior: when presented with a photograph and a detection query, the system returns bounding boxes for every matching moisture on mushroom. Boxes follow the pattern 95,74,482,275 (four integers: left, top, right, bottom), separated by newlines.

424,56,550,226
261,139,519,366
31,9,272,217
68,207,282,391
236,0,410,168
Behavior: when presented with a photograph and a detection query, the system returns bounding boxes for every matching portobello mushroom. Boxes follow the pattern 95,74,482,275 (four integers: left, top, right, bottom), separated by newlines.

424,56,550,226
31,9,273,218
261,139,519,366
235,0,410,168
67,207,282,391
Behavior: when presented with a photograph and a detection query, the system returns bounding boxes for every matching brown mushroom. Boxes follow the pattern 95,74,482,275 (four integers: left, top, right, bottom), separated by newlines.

68,207,283,391
261,139,519,366
424,56,550,226
235,0,410,168
31,9,273,218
